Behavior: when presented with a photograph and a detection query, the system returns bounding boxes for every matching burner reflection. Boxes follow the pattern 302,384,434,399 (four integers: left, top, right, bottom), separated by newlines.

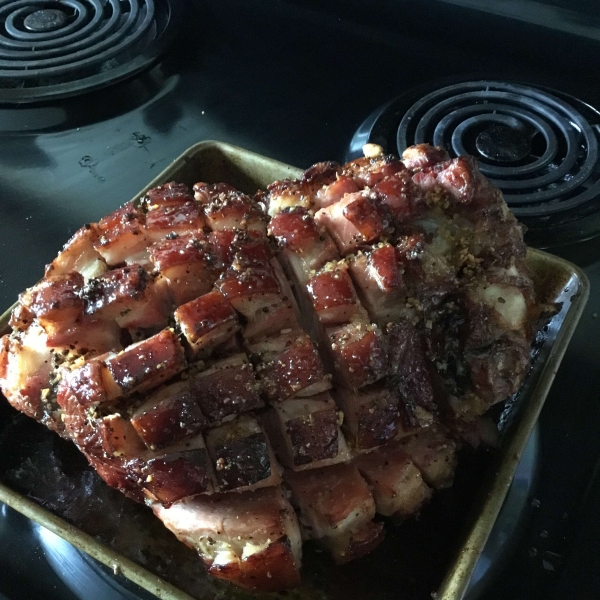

36,525,153,600
465,424,539,599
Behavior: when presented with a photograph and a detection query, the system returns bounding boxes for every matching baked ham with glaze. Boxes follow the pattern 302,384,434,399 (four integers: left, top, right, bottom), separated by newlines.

0,143,540,592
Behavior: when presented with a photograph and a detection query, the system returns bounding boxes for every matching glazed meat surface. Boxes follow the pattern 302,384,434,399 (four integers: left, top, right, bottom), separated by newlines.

0,144,539,592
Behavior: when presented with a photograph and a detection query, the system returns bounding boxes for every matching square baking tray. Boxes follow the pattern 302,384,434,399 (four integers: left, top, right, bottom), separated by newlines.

0,141,590,600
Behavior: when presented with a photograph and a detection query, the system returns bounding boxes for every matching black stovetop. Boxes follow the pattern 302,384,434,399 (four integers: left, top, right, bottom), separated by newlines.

1,1,600,599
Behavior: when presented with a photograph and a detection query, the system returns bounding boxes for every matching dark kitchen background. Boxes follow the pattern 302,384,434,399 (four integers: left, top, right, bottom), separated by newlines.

0,1,599,599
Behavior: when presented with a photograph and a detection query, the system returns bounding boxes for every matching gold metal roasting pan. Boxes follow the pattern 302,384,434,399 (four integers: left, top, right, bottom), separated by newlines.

0,141,589,600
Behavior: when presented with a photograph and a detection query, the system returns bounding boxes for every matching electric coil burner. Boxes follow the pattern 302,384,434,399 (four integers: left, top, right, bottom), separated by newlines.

349,81,600,248
0,0,183,103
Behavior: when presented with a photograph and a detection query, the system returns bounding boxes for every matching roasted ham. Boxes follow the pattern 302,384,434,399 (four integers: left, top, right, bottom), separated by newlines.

0,145,539,591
